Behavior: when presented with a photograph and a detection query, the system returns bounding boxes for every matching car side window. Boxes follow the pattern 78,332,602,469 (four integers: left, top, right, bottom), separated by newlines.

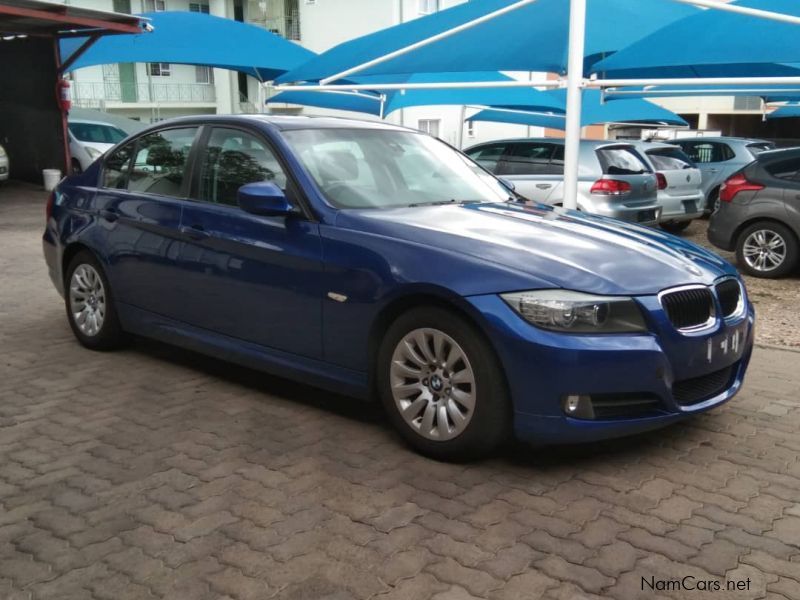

102,143,135,189
681,142,732,164
504,143,559,176
198,128,288,206
127,127,199,197
465,143,508,173
764,157,800,180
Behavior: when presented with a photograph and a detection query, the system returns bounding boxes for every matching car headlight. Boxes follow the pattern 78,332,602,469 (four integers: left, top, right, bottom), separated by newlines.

0,145,6,157
501,290,648,333
85,147,102,159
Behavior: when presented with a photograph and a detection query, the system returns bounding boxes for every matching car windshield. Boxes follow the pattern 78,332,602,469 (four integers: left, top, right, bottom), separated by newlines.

282,128,512,209
69,122,128,144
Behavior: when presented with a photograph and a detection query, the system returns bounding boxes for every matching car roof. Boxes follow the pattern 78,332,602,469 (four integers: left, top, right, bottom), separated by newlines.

752,146,800,160
134,114,411,133
68,119,126,127
671,136,773,144
464,138,636,150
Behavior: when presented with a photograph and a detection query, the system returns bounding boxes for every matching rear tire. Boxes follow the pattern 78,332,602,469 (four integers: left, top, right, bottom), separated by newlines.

735,221,799,278
660,220,692,234
705,187,720,216
377,306,512,461
71,159,83,175
64,250,126,350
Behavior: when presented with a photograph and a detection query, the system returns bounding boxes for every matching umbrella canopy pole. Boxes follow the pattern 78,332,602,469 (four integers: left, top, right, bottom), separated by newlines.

562,0,586,211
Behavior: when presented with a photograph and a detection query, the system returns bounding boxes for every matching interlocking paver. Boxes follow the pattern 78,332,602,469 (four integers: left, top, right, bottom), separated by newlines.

2,182,800,598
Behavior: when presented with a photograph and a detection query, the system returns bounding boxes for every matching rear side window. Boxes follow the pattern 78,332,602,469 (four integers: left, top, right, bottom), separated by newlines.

748,142,776,155
647,147,695,171
763,156,800,180
680,141,734,164
102,143,134,189
465,143,507,172
503,143,564,175
127,127,199,197
597,146,650,175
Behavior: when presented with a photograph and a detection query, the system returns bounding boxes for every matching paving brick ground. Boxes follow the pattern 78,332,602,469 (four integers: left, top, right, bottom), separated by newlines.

1,181,800,599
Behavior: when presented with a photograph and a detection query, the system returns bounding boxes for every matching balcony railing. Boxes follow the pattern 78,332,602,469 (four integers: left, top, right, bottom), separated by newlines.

73,81,216,106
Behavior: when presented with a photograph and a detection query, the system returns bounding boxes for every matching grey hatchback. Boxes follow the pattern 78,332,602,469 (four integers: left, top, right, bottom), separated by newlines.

465,138,660,225
708,147,800,278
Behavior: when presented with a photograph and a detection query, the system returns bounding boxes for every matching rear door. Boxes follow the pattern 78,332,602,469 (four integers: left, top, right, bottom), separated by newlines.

497,142,564,203
176,125,324,358
94,125,200,321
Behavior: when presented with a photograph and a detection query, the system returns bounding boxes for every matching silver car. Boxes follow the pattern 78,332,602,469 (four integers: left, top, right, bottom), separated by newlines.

465,138,661,225
669,137,775,212
632,141,704,233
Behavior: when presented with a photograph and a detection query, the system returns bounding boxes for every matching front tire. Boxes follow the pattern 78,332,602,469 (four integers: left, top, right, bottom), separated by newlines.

64,250,126,350
736,221,799,278
377,307,511,461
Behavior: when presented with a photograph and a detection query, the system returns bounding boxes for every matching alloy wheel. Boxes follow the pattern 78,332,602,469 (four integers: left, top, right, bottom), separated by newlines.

69,264,106,337
389,328,476,441
742,229,787,273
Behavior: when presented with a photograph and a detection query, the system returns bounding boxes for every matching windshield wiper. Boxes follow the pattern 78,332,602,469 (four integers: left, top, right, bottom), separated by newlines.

407,199,481,208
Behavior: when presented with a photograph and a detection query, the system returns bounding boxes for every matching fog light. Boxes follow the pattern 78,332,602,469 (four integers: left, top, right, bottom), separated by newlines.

562,395,595,420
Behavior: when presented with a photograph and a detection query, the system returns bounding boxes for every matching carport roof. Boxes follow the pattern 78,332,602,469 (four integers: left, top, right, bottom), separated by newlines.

0,0,144,37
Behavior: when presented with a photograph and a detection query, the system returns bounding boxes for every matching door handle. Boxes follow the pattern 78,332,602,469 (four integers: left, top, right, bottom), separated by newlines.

180,225,210,240
99,208,118,222
536,184,553,190
708,168,719,173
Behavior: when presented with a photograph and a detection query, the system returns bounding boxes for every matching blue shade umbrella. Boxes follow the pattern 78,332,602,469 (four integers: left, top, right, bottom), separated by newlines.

766,104,800,119
468,90,688,130
61,11,315,81
275,0,699,84
268,72,569,116
593,0,800,78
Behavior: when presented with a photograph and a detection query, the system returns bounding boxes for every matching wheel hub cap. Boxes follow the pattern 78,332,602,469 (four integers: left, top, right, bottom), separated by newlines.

69,264,106,337
743,229,787,272
389,328,476,441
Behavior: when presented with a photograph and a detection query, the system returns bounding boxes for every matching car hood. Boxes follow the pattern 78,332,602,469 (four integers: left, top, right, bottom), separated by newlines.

336,202,736,296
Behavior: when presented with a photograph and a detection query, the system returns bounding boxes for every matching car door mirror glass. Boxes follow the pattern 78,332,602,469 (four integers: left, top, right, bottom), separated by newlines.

498,177,516,192
238,182,292,216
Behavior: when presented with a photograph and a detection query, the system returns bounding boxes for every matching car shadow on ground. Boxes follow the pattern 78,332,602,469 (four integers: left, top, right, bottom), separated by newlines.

128,335,677,468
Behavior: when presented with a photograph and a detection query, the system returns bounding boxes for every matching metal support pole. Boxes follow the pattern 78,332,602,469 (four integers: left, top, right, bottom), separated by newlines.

562,0,586,211
456,105,466,149
379,94,386,119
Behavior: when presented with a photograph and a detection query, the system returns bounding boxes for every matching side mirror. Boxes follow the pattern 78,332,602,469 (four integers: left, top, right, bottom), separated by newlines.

238,181,292,217
498,177,516,192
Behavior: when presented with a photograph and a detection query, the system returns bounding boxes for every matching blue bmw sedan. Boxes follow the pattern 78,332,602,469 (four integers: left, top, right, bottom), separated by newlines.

43,115,754,460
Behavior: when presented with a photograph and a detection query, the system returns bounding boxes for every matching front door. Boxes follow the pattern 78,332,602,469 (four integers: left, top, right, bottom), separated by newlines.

177,126,324,358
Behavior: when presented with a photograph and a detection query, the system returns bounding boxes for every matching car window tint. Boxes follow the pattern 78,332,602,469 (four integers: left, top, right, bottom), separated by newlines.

199,128,288,206
464,143,507,172
69,122,127,144
504,143,559,175
764,156,800,180
681,142,732,164
597,147,649,175
127,127,198,197
748,142,776,155
647,147,694,171
102,143,134,189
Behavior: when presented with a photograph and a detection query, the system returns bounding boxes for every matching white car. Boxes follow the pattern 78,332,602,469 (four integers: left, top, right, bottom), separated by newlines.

633,141,705,233
0,143,9,181
68,120,129,173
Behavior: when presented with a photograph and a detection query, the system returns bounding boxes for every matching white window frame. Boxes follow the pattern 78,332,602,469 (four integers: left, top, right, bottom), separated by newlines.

188,2,209,13
418,0,439,16
148,62,171,77
143,0,166,11
195,65,214,84
466,120,475,138
418,119,441,138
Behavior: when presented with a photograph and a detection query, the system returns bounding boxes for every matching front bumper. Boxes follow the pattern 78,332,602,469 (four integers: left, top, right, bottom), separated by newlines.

467,292,755,445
